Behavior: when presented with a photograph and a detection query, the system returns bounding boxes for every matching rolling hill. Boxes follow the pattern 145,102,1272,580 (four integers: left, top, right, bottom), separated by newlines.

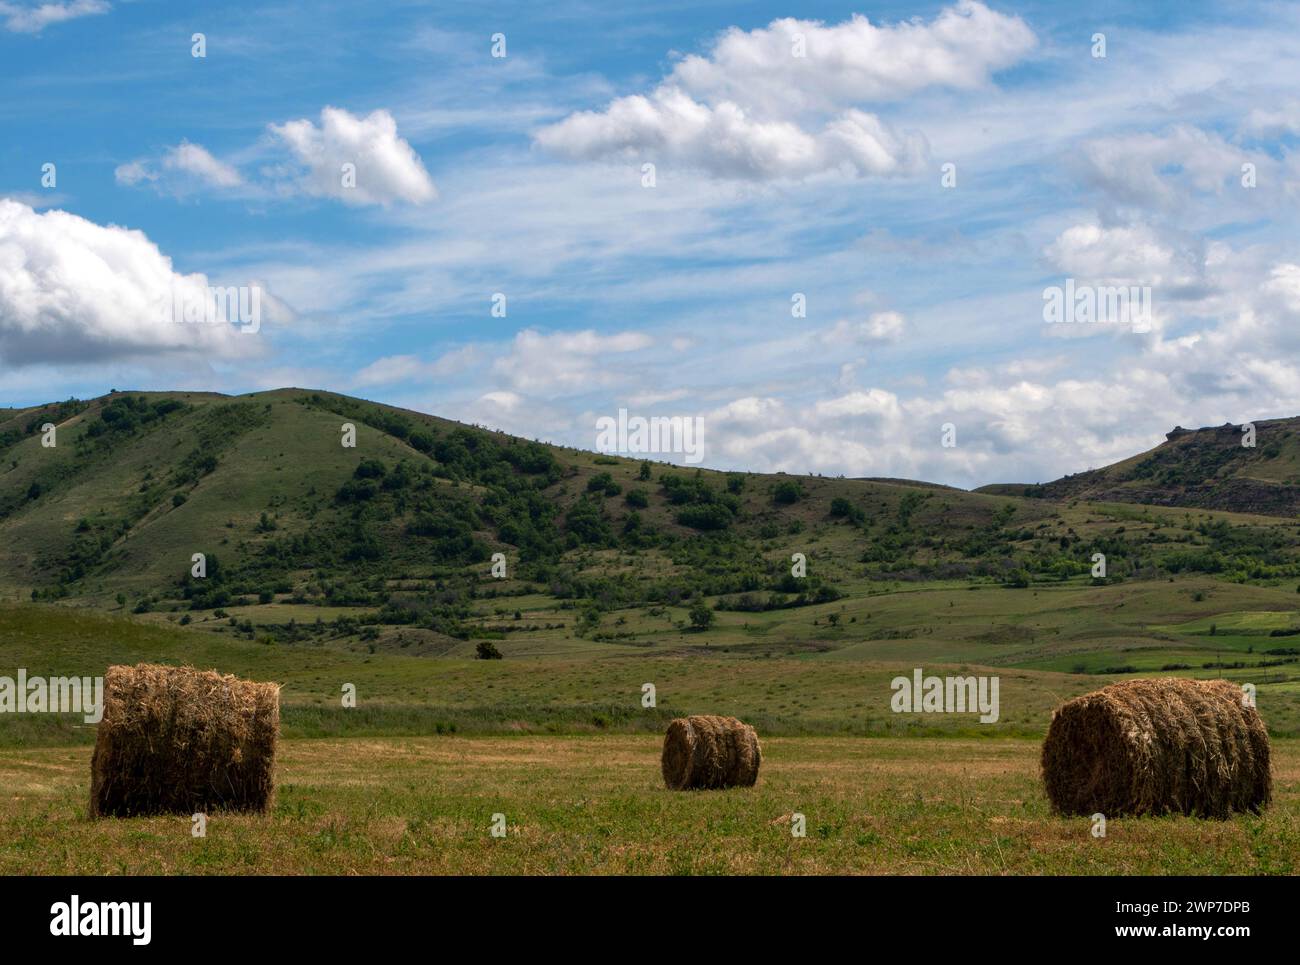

979,416,1300,515
0,387,1062,608
0,389,1297,706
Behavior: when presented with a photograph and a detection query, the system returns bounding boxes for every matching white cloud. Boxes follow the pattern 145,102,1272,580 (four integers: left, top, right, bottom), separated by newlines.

537,92,927,180
824,310,906,344
269,107,437,206
491,328,652,395
477,390,524,413
672,2,1036,114
1243,101,1300,137
535,2,1032,181
113,161,156,187
1264,262,1300,307
427,224,1300,487
1077,126,1250,208
687,372,1192,485
0,199,262,367
1043,222,1205,291
0,0,107,34
116,141,242,192
352,345,480,388
113,112,433,207
164,141,242,187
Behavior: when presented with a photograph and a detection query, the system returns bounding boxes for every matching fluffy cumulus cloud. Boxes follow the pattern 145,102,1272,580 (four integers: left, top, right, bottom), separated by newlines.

114,110,432,207
535,1,1033,180
0,0,107,34
537,92,928,180
693,236,1300,483
0,199,261,367
1043,222,1207,291
692,365,1248,486
269,107,437,206
672,2,1036,114
432,212,1300,487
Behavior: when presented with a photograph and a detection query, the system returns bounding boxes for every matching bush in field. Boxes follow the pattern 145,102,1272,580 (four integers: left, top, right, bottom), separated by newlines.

1003,568,1031,588
354,459,387,480
830,496,865,525
565,497,614,547
689,600,714,630
336,478,379,502
773,480,803,504
586,472,622,497
676,503,733,531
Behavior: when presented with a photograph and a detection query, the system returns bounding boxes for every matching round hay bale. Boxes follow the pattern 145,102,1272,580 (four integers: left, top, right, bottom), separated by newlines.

1041,677,1270,819
661,715,761,790
90,663,280,818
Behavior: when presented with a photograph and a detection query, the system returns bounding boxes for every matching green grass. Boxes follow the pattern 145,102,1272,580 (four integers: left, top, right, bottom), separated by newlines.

2,735,1295,875
6,571,1300,746
2,572,1297,875
3,391,1300,874
0,604,1101,745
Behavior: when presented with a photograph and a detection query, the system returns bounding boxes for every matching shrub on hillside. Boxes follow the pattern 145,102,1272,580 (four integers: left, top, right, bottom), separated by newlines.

773,480,803,504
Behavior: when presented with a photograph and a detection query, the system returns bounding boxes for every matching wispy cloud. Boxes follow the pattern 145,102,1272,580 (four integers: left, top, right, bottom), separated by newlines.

0,0,108,34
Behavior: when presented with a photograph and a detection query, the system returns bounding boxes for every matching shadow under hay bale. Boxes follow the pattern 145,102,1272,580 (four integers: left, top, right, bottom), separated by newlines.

1041,677,1270,819
90,663,280,818
661,715,761,790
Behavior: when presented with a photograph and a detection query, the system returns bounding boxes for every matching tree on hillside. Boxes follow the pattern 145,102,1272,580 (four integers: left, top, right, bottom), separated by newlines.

689,600,714,631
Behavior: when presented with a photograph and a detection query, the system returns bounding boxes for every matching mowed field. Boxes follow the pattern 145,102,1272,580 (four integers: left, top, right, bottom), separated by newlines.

2,586,1299,876
2,736,1296,875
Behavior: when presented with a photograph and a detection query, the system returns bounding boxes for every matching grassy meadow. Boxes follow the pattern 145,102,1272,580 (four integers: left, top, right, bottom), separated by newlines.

2,392,1299,874
1,592,1298,875
2,735,1295,875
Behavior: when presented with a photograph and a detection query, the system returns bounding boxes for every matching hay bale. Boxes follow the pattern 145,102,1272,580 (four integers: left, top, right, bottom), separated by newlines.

90,663,280,818
1041,677,1270,819
661,715,761,790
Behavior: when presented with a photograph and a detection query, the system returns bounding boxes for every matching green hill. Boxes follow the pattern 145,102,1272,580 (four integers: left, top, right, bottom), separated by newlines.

985,417,1300,515
1,389,1298,714
0,387,1057,609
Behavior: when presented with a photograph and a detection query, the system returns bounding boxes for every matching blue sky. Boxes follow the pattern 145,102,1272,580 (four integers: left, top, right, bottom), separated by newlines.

3,0,1300,487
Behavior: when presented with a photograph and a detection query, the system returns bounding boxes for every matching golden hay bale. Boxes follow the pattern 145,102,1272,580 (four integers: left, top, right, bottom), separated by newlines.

1041,677,1270,819
90,663,280,818
661,715,761,790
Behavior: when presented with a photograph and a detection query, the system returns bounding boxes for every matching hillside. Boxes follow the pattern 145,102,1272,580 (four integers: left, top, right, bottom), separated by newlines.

0,389,1298,672
0,387,1056,611
980,417,1300,514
